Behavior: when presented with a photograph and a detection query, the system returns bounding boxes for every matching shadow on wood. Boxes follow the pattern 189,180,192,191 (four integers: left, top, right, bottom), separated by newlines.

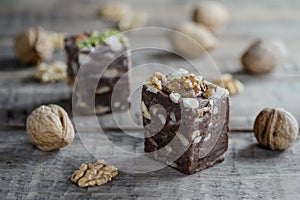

236,143,284,160
0,58,31,71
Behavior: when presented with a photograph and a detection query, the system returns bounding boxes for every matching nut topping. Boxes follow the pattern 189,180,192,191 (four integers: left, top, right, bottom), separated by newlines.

164,72,206,97
145,72,167,91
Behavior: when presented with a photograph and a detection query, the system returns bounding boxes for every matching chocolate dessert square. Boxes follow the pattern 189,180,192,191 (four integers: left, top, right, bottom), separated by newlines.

141,69,230,174
65,30,131,114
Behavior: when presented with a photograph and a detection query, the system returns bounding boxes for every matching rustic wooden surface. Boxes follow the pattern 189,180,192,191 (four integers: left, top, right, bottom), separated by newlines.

1,130,300,199
0,0,300,199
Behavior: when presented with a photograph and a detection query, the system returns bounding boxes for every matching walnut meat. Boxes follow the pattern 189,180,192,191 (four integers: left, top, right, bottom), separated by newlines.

213,74,244,96
34,61,67,83
71,160,118,188
170,22,217,59
254,108,299,150
242,39,287,74
164,72,205,97
26,104,74,151
14,27,54,64
193,1,230,31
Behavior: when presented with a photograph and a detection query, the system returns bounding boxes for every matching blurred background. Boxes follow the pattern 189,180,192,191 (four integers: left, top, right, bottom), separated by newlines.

0,0,300,130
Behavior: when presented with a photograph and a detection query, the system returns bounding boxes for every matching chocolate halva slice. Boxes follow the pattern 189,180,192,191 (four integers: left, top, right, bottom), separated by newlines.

141,68,230,174
65,30,131,114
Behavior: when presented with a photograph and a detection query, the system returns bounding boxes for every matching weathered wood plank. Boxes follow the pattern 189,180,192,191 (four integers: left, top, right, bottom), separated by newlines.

0,66,299,130
0,129,299,199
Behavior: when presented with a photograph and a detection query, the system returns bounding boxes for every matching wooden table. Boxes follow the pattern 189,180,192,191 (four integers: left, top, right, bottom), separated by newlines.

1,0,300,199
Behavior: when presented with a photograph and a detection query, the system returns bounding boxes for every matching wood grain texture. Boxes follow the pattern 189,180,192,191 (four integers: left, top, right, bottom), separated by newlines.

0,0,300,198
0,0,300,130
0,129,299,199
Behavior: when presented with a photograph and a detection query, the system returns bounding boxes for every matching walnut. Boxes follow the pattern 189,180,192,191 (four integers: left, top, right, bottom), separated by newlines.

99,3,131,22
118,11,148,31
14,27,54,65
164,72,205,97
71,160,118,188
254,108,299,150
213,74,244,95
26,104,74,151
145,72,167,91
47,31,65,49
34,61,67,83
193,1,229,31
242,39,287,74
170,22,217,58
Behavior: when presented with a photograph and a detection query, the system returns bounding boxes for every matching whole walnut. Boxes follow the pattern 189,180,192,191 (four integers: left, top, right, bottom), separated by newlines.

170,22,217,59
193,1,229,31
14,27,54,65
242,39,287,74
254,108,299,150
118,11,148,31
99,3,131,22
26,104,74,151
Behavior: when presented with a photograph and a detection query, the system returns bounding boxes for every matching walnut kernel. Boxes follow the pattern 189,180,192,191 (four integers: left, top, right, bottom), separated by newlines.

145,72,167,91
34,61,67,83
71,160,118,188
164,72,206,97
26,104,74,151
213,74,244,96
254,108,299,150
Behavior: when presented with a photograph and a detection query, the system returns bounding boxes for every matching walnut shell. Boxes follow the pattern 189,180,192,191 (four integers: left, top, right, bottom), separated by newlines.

254,108,299,150
242,39,287,74
193,1,229,31
170,22,217,58
26,104,74,151
118,11,148,31
99,3,131,22
14,27,54,65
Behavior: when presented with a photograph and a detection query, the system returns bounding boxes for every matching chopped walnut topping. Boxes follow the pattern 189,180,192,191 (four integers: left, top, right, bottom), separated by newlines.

145,72,167,91
71,160,118,188
164,73,205,97
201,81,216,98
144,69,217,99
213,74,244,95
